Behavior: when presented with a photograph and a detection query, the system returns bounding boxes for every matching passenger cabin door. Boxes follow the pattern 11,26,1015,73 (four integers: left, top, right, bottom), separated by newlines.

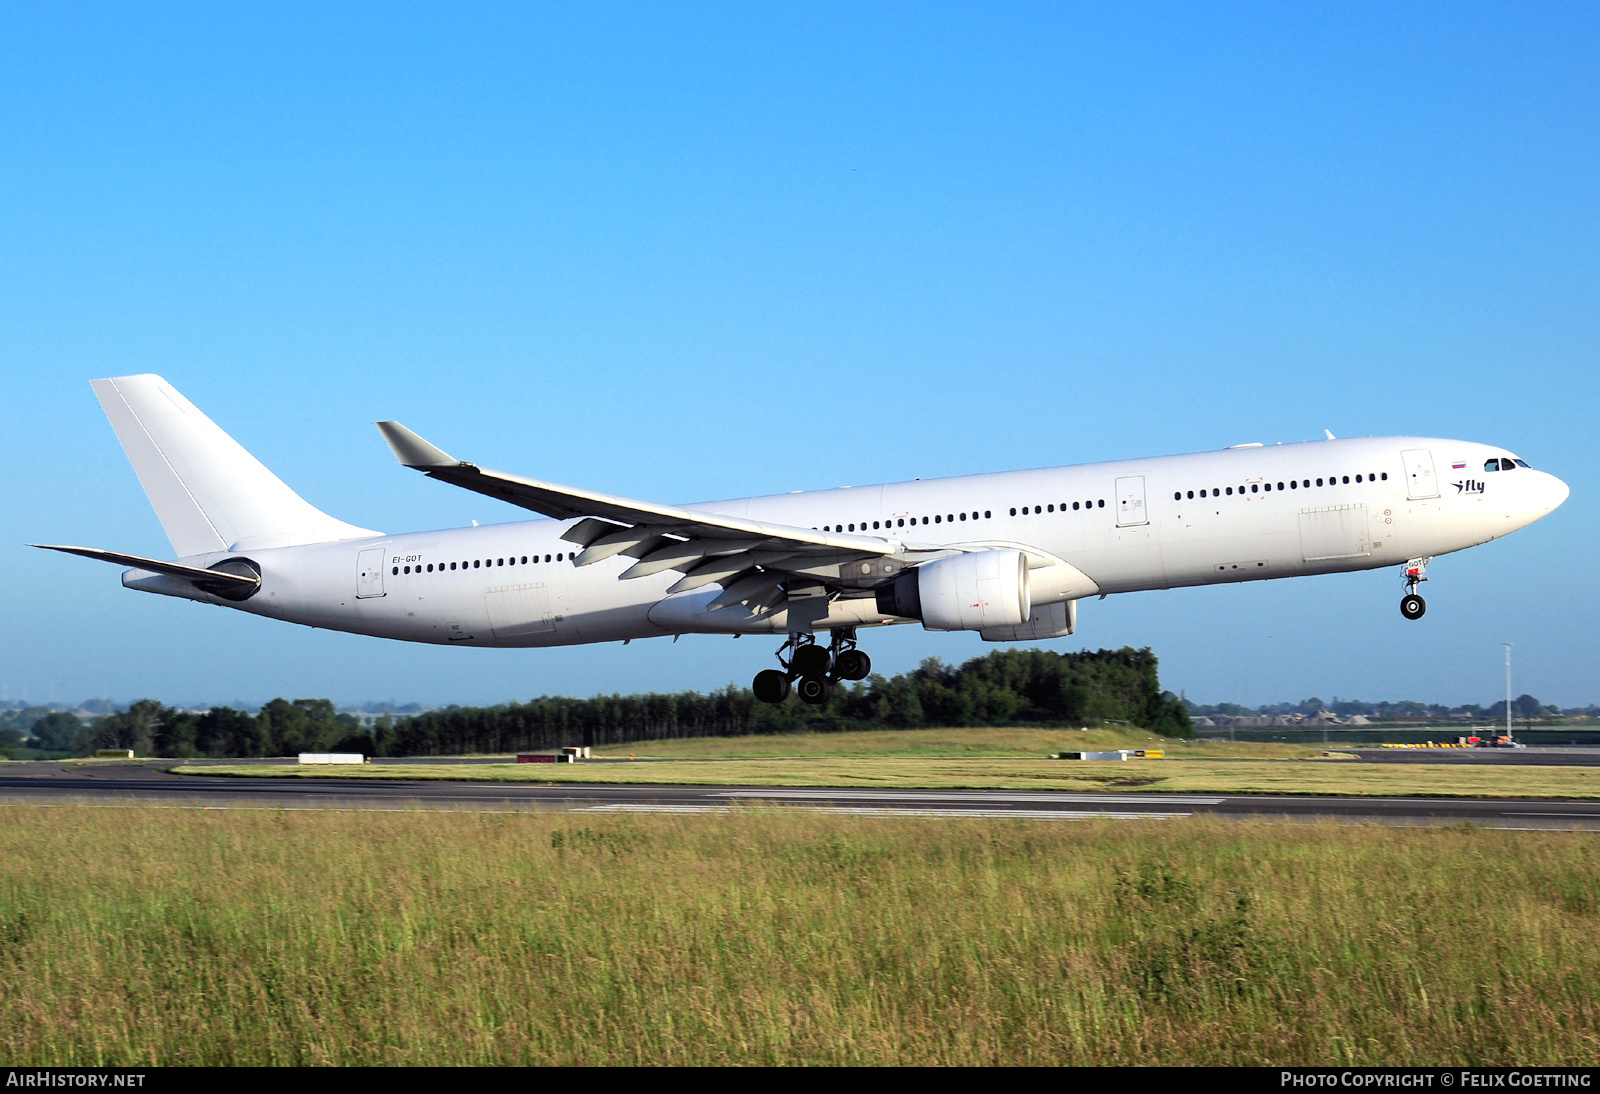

356,548,386,598
1115,476,1148,527
1401,449,1439,500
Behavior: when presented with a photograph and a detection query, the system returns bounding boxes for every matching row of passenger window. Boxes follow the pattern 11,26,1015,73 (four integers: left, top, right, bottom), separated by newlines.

1174,472,1388,501
816,499,1110,535
818,511,992,533
1012,500,1105,515
393,553,569,576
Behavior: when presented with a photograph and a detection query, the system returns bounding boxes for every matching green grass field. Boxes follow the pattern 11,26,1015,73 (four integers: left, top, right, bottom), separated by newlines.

590,725,1263,758
178,727,1600,799
2,805,1596,1065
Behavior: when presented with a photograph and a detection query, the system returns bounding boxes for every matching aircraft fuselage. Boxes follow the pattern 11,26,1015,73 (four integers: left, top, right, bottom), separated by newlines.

123,434,1568,647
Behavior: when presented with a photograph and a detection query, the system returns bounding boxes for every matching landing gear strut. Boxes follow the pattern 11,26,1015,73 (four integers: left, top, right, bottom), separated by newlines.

752,629,873,705
1400,557,1430,620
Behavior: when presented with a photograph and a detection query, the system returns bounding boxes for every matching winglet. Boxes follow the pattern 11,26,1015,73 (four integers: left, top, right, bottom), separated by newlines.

376,421,462,469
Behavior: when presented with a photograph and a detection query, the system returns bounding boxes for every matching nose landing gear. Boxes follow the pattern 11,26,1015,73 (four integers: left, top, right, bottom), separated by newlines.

752,629,873,705
1400,557,1431,620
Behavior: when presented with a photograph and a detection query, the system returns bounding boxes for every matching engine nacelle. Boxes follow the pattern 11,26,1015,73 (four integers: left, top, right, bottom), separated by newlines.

875,549,1030,632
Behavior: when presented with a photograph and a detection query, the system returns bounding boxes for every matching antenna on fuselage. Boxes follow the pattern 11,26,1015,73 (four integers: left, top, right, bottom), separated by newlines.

1324,429,1337,440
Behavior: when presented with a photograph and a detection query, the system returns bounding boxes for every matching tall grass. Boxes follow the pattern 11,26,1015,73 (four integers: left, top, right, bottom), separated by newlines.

1,805,1595,1065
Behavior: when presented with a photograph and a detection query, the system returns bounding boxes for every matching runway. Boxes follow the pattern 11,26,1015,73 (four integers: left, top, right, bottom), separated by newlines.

2,761,1598,829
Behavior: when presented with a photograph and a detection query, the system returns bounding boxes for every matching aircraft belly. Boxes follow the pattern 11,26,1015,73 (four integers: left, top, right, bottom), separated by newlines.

1068,519,1168,594
1086,530,1166,593
517,601,657,645
646,588,900,635
1386,500,1482,560
1156,501,1308,589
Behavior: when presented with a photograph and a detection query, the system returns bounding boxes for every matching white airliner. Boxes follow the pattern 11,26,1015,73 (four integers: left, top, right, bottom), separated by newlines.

38,375,1569,705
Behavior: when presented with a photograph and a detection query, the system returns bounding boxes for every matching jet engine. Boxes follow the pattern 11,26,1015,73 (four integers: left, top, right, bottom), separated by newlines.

875,549,1030,631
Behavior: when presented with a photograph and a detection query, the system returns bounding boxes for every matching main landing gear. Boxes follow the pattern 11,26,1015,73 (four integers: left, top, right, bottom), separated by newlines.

752,629,873,706
1400,557,1431,620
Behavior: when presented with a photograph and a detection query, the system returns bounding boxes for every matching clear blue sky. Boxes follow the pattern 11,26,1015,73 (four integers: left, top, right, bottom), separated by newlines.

2,3,1595,709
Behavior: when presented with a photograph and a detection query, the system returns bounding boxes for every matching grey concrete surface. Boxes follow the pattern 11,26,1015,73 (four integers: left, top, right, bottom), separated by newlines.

1,761,1597,829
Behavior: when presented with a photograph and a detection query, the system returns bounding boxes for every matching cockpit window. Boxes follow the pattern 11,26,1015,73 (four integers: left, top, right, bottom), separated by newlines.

1484,459,1500,473
1514,459,1531,468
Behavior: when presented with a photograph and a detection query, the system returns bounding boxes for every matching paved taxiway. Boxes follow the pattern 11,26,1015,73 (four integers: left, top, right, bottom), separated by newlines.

1,762,1597,829
95,745,1600,768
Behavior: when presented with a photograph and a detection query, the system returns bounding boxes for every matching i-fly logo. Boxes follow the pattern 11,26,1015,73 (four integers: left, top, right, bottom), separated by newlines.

1452,479,1486,494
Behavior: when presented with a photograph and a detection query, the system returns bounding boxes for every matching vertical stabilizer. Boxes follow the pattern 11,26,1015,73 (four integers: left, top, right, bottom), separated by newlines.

92,375,379,556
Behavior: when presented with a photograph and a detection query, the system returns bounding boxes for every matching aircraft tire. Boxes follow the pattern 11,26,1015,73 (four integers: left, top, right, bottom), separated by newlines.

1400,594,1426,620
796,675,833,705
834,649,871,681
753,669,791,705
790,644,832,678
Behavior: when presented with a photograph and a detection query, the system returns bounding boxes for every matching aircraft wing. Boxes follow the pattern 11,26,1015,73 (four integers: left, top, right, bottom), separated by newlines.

376,421,906,612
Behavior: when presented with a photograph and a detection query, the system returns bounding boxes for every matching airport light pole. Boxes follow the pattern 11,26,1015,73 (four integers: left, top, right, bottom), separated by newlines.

1503,643,1514,742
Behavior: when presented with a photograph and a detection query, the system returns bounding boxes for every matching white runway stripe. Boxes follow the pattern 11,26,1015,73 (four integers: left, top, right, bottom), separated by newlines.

709,789,1225,805
574,803,1191,820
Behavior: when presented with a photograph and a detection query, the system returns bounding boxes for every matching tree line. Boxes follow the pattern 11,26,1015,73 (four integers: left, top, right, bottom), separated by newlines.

1186,694,1573,721
3,699,371,760
2,646,1190,759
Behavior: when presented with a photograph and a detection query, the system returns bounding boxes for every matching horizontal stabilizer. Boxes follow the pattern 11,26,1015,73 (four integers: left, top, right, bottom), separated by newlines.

32,544,262,599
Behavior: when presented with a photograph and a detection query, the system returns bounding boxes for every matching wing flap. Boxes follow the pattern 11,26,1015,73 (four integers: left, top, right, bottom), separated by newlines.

666,556,758,595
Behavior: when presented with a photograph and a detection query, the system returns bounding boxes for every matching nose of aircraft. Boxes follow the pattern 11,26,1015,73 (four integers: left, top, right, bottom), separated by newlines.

1533,470,1570,518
